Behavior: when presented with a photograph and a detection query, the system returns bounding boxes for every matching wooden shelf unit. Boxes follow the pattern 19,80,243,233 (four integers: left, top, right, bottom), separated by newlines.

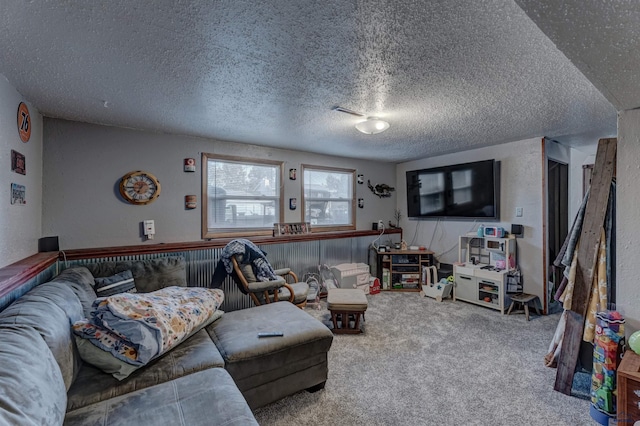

376,249,434,292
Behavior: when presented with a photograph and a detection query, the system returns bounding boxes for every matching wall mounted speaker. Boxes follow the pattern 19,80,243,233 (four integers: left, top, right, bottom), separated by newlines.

511,224,524,237
38,236,59,252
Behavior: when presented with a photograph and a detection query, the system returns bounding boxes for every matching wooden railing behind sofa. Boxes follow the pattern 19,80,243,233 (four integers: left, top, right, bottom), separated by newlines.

1,229,402,312
0,253,59,311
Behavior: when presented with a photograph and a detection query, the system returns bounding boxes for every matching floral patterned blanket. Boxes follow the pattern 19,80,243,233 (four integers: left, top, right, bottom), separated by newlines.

73,286,224,365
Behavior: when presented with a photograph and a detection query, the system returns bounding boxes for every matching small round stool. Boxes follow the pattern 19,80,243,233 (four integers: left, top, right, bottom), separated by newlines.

507,293,541,321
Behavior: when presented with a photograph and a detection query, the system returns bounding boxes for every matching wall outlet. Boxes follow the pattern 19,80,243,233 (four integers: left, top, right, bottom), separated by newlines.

378,220,384,229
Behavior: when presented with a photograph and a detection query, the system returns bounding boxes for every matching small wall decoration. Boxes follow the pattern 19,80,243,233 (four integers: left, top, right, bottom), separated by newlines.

273,222,310,236
357,174,364,184
184,158,196,172
11,183,25,205
289,198,297,210
393,208,403,227
185,195,197,209
17,102,31,143
11,150,26,175
358,198,364,208
289,168,297,180
368,180,395,198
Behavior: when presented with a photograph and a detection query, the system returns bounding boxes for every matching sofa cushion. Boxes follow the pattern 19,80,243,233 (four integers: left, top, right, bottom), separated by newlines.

67,328,226,411
0,325,67,425
93,270,137,297
51,266,98,318
0,281,85,390
84,256,187,293
64,368,258,426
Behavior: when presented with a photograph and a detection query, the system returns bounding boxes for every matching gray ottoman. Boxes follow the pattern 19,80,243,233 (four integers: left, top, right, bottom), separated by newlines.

206,302,333,409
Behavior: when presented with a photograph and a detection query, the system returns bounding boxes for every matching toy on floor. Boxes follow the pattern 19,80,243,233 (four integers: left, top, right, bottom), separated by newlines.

590,310,625,425
318,264,340,297
303,274,323,310
419,266,453,302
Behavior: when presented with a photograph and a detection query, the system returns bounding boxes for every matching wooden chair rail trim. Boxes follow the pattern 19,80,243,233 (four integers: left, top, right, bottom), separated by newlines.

58,228,402,261
0,228,402,305
0,253,58,302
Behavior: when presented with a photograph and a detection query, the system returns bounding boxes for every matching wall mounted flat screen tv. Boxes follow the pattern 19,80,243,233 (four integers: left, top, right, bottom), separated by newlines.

406,159,500,220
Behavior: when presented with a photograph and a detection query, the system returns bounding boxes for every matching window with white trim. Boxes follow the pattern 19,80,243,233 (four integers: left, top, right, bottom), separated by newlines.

301,165,355,231
202,154,283,238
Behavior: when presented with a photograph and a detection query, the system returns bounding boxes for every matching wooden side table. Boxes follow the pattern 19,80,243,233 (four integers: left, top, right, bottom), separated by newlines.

327,288,368,334
506,293,541,321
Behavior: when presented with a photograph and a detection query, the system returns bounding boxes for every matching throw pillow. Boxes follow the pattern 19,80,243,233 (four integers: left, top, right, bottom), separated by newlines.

73,287,224,380
74,310,224,380
93,270,137,297
85,257,187,293
74,336,139,380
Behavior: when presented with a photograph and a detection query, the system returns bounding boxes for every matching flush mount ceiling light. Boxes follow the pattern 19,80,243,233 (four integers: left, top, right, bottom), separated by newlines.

332,106,390,135
355,117,390,134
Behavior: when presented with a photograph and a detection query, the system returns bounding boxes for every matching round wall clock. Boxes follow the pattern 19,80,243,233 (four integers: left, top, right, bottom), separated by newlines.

119,171,161,205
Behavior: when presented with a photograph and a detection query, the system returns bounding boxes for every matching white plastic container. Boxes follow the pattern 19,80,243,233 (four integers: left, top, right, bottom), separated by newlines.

331,263,371,293
420,265,452,302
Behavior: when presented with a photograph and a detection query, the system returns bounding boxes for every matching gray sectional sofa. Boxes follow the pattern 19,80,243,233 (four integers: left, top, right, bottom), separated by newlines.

0,257,333,425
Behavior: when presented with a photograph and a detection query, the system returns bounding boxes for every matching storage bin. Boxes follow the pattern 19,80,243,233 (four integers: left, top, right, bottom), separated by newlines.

331,263,371,292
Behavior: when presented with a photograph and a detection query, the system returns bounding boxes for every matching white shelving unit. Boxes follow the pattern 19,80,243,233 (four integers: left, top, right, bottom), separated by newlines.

453,233,517,314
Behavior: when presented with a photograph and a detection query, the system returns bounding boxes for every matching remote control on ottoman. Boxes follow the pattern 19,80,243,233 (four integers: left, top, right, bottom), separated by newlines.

257,332,284,337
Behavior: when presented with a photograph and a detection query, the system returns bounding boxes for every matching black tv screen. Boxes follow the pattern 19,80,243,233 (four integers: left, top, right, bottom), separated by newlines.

406,159,499,220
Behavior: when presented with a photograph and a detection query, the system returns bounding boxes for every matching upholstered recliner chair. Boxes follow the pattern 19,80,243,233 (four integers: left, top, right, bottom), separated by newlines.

230,255,309,308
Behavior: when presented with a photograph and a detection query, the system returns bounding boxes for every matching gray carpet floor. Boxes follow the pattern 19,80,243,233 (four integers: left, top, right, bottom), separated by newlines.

253,292,594,425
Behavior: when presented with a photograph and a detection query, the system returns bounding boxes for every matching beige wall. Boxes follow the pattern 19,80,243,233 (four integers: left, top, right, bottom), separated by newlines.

396,137,546,301
42,119,397,250
0,76,43,268
617,109,639,334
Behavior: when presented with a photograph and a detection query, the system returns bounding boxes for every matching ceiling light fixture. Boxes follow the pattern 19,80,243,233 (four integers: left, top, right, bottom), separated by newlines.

332,106,390,135
355,117,390,135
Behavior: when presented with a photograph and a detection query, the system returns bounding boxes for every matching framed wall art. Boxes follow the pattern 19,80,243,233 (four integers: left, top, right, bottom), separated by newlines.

184,158,196,172
11,183,25,205
273,222,310,236
11,150,25,175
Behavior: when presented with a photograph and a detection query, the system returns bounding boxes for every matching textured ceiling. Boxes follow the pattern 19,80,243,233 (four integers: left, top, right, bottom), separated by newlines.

0,0,619,162
516,0,640,112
